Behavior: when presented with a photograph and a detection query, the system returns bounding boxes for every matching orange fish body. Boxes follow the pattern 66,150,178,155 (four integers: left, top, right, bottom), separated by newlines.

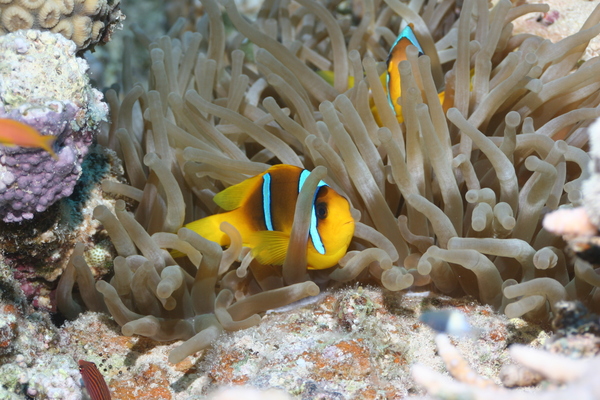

318,24,448,124
0,118,58,159
386,23,425,117
384,23,449,123
183,165,355,270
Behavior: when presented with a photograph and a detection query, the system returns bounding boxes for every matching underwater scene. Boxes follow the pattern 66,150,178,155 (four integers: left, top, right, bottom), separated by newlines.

1,0,600,398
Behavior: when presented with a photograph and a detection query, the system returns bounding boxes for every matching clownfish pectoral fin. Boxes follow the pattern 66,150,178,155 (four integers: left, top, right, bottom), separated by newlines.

248,230,290,266
213,173,263,211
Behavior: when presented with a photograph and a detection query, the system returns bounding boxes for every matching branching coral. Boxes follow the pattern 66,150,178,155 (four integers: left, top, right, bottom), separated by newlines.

57,0,600,361
0,0,124,52
413,333,600,400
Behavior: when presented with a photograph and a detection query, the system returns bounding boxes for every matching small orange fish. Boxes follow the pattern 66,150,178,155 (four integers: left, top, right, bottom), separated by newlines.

0,118,58,159
181,165,355,270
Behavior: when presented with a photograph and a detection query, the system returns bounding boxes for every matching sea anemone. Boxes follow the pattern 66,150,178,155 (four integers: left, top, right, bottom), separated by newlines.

57,0,600,363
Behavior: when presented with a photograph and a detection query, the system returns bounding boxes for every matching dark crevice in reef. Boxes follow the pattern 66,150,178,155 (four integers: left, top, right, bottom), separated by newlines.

0,202,62,243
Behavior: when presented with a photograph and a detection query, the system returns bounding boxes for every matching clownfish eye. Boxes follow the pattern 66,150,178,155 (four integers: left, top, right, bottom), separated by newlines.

316,202,328,220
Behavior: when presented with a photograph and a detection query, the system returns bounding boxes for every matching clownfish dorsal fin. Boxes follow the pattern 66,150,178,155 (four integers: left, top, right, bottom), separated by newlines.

388,23,424,63
213,173,264,211
248,230,290,266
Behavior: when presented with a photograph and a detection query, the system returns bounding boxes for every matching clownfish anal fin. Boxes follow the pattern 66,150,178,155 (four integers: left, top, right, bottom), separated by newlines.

213,174,263,211
248,230,290,266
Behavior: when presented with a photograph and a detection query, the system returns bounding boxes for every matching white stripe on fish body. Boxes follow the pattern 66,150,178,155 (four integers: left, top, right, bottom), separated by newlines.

262,172,274,231
261,169,328,255
298,169,327,255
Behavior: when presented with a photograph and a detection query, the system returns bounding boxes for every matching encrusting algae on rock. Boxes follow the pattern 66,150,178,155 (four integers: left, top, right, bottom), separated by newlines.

0,29,108,223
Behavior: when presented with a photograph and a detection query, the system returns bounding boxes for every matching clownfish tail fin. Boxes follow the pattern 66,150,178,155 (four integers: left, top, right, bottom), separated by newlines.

184,213,232,245
171,213,232,258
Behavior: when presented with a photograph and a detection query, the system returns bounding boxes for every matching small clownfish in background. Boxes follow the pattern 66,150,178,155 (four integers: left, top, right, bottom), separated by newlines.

0,118,58,159
181,165,355,270
78,360,112,400
387,23,426,115
317,23,449,124
385,23,449,122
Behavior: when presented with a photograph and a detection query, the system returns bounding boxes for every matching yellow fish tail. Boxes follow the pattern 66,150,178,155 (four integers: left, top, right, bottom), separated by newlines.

171,213,233,258
40,136,58,160
184,212,232,246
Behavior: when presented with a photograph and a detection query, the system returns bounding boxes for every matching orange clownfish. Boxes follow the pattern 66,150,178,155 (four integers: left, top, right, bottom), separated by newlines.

317,24,449,123
183,165,355,270
0,118,58,159
385,23,448,122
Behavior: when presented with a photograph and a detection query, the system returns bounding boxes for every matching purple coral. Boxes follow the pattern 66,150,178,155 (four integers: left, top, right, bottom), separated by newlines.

0,30,108,223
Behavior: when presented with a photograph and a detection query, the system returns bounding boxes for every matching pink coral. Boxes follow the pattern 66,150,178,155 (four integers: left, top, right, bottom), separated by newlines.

543,207,597,237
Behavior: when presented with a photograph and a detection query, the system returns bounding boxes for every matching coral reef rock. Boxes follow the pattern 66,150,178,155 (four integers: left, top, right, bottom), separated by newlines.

0,264,82,399
545,301,600,358
51,288,546,399
0,30,108,223
0,0,124,52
